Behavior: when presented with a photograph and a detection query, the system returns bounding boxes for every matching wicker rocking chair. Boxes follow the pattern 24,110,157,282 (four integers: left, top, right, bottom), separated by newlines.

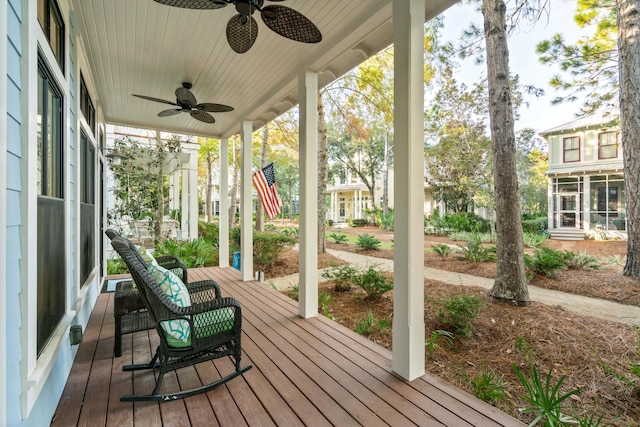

109,235,251,402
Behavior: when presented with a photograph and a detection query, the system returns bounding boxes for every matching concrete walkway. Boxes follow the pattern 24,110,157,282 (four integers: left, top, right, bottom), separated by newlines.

267,249,640,327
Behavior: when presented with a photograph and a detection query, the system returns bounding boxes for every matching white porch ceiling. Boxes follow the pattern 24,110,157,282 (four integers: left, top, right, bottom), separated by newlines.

70,0,458,139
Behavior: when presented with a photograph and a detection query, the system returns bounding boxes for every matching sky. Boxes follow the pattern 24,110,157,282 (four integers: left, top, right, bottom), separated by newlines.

438,0,589,133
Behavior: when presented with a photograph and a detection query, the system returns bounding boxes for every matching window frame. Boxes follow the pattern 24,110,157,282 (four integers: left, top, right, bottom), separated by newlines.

80,74,96,135
562,136,580,163
598,131,618,160
37,0,65,71
37,53,64,199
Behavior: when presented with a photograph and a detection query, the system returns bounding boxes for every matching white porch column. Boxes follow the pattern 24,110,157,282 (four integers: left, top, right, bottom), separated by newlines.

298,70,318,318
189,151,198,239
170,171,180,213
240,121,253,281
547,178,554,230
392,0,426,381
181,165,189,238
219,138,230,267
583,176,591,231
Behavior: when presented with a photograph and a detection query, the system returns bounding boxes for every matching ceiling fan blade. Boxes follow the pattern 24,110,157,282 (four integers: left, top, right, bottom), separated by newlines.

197,103,234,113
226,14,258,54
152,0,228,9
175,87,197,106
261,5,322,44
158,108,183,117
132,94,178,106
190,110,215,123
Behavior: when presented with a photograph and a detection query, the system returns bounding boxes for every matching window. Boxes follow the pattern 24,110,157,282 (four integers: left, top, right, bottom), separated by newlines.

598,131,618,159
37,56,64,198
563,136,580,162
81,131,95,204
37,0,65,70
80,74,96,134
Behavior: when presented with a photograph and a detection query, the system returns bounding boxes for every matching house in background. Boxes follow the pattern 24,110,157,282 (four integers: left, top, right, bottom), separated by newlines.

541,110,627,240
326,161,442,224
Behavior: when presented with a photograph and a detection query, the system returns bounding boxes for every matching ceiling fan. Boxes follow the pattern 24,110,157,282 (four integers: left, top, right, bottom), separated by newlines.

152,0,322,53
132,82,233,123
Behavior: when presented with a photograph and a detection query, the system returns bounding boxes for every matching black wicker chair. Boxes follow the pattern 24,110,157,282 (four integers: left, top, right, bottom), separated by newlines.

109,235,251,402
106,228,188,283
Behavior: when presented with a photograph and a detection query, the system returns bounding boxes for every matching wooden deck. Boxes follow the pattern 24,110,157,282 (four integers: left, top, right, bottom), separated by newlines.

52,266,523,426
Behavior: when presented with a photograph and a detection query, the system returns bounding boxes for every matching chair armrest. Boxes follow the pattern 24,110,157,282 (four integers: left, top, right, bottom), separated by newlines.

186,280,222,301
155,255,188,283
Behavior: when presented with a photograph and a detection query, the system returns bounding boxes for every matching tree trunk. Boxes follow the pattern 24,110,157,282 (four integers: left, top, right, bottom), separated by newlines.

229,138,240,229
256,125,269,231
382,131,390,216
205,151,213,223
317,92,328,253
483,0,530,305
618,0,640,278
155,165,164,242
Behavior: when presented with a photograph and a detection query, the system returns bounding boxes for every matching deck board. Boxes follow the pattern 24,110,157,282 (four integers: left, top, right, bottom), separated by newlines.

52,266,525,426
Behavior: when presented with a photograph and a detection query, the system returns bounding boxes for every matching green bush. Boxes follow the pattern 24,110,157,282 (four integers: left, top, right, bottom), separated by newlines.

322,264,357,292
447,231,495,243
437,295,482,338
561,250,601,271
425,329,454,358
355,309,391,335
523,232,548,248
442,212,489,233
349,218,369,227
352,265,393,299
198,221,219,239
329,233,348,244
378,208,394,231
107,258,129,275
459,240,496,263
318,291,334,319
355,234,381,251
470,370,506,404
431,244,453,258
521,216,548,233
253,231,296,270
154,238,218,268
524,247,565,278
229,228,296,270
281,227,299,237
513,364,581,426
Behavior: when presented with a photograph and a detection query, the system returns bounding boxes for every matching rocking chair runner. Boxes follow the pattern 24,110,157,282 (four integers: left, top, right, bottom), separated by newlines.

109,235,251,402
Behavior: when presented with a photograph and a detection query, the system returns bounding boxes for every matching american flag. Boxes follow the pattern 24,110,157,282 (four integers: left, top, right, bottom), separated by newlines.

252,163,281,220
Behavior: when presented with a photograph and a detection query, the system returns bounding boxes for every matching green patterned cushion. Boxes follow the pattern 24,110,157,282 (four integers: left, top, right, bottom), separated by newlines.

164,307,235,348
137,245,159,267
147,264,191,343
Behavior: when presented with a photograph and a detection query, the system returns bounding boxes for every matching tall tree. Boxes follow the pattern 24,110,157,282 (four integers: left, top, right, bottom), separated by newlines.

255,125,269,231
536,0,618,114
617,0,640,277
483,0,530,305
198,137,219,223
317,92,328,253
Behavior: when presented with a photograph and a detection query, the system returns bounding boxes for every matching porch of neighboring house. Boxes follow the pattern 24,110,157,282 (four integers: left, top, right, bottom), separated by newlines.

51,266,522,426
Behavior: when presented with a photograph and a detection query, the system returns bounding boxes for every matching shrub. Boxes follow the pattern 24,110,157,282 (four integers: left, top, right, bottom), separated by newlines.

154,237,218,268
431,244,452,258
523,232,548,248
447,231,495,243
253,231,296,270
355,309,391,335
198,221,219,240
513,364,581,426
355,234,381,251
107,258,128,275
442,212,489,233
378,208,394,231
281,227,299,237
287,284,299,300
349,218,369,227
437,295,482,338
459,240,496,263
524,247,565,278
318,291,334,319
521,216,548,234
329,233,348,244
562,250,601,271
322,264,357,292
425,329,454,358
470,370,506,403
352,265,393,299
